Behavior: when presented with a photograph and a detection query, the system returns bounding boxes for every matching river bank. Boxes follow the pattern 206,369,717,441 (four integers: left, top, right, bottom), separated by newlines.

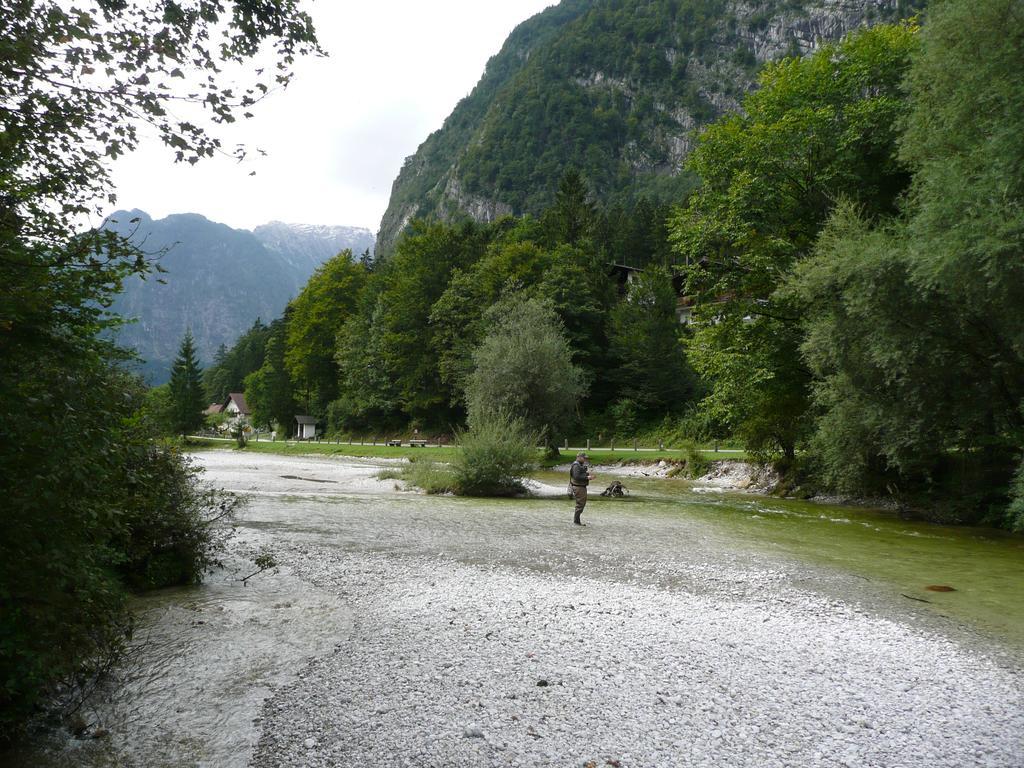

8,450,1022,767
563,459,779,492
185,437,744,466
573,459,906,514
196,438,913,522
233,451,1021,768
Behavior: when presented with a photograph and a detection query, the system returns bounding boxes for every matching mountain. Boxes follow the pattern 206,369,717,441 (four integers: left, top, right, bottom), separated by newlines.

253,221,375,283
105,210,373,383
376,0,923,255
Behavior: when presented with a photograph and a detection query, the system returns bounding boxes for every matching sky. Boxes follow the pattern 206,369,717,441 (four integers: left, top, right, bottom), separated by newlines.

106,1,555,234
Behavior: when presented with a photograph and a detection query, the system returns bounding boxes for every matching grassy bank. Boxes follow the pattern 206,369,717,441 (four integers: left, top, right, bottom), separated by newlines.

186,436,461,462
377,460,457,494
187,437,746,465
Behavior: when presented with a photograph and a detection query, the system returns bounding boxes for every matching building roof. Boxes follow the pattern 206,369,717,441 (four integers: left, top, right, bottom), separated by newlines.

224,392,250,414
294,415,317,425
608,262,641,280
204,403,224,415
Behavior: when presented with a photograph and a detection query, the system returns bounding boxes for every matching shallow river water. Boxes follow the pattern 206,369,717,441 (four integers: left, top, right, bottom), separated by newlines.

7,450,1023,767
537,470,1024,646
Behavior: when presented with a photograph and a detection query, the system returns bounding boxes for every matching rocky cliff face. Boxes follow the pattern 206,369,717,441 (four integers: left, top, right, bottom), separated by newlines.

376,0,922,256
106,211,372,383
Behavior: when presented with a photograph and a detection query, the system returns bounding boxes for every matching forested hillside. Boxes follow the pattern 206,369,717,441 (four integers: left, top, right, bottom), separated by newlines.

214,4,1024,530
376,0,923,254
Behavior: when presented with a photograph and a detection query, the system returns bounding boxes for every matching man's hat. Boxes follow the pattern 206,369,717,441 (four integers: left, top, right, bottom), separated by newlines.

576,451,587,459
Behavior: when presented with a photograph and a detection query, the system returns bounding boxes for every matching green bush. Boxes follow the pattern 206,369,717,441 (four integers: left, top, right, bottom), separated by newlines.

205,410,230,433
1009,460,1024,532
376,457,457,494
452,411,538,496
141,383,176,436
609,398,639,439
0,376,237,738
680,440,711,479
231,422,248,448
110,446,238,590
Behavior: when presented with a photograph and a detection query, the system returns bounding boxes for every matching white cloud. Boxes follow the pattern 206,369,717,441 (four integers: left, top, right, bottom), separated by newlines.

106,1,555,233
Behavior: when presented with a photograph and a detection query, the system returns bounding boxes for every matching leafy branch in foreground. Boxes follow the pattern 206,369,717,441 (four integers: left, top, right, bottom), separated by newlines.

0,0,322,248
240,549,279,585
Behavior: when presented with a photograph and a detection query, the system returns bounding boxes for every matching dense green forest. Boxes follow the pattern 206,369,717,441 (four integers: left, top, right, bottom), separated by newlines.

673,3,1024,526
209,5,1023,530
377,0,926,254
204,178,690,437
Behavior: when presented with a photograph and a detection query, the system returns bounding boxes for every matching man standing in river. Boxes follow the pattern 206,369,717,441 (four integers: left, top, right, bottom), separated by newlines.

569,452,594,526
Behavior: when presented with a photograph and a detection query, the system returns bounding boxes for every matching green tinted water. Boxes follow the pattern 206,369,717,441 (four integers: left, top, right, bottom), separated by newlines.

545,470,1024,646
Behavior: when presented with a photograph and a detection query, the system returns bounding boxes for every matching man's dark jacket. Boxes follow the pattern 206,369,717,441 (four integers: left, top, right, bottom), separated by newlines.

569,461,590,487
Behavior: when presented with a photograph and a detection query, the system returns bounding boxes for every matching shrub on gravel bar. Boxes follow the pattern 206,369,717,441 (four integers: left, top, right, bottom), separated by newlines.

452,411,537,496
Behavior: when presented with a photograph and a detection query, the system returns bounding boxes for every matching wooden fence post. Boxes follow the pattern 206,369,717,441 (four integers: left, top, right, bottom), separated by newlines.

633,438,638,451
563,438,568,450
586,438,591,451
611,438,615,451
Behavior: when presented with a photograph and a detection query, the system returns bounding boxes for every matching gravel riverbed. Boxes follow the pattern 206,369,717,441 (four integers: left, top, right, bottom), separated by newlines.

191,451,1024,768
252,546,1022,768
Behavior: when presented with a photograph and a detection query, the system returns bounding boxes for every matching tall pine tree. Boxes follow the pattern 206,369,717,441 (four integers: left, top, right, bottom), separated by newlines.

244,318,296,432
168,330,206,436
608,267,695,416
544,169,596,246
